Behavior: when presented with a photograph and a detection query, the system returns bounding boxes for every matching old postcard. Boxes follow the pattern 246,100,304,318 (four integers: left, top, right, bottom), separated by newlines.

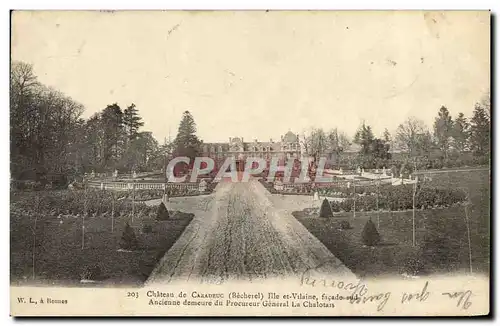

10,10,490,316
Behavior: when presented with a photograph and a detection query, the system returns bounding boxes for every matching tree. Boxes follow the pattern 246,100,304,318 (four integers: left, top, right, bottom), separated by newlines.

469,100,490,157
319,198,333,218
383,128,391,144
361,219,381,246
452,112,469,153
10,61,85,176
120,131,160,171
433,106,454,158
354,122,375,156
83,113,105,171
353,122,390,168
157,202,170,220
101,103,126,168
10,61,162,177
338,131,351,151
395,117,430,157
173,111,202,162
120,223,139,250
304,127,328,161
369,138,391,167
123,103,144,140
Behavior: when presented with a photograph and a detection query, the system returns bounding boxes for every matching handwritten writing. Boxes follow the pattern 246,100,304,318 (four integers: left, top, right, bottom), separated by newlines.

442,290,472,310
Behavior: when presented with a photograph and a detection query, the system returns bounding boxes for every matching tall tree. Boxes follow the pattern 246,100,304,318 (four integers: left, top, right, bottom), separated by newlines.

173,111,202,162
469,100,490,157
10,61,85,176
101,103,125,168
383,128,391,144
338,131,351,151
83,113,104,170
452,112,469,153
353,122,375,156
433,106,454,158
123,103,144,140
395,117,429,157
304,127,328,161
353,122,390,168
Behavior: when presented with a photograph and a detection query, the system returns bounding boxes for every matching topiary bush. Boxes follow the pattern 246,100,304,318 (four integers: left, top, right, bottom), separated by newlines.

361,219,381,246
319,198,333,218
156,202,170,220
120,222,139,250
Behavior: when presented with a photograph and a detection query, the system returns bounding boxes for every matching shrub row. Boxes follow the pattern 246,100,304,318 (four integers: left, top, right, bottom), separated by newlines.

117,187,213,201
327,185,466,212
10,189,158,217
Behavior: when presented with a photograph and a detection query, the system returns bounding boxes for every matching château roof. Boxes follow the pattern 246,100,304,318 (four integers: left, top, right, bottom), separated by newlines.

283,131,298,143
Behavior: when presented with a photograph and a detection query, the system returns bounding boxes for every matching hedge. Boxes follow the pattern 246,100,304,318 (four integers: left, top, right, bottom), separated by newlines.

328,185,466,213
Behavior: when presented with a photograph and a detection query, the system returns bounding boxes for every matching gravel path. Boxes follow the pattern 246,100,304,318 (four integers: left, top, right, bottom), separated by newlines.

146,179,354,285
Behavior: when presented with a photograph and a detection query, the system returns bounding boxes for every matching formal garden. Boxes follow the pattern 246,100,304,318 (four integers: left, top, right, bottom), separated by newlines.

292,169,490,278
10,188,196,286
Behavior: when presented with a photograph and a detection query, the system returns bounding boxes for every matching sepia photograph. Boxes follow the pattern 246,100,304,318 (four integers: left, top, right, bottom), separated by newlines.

9,10,491,316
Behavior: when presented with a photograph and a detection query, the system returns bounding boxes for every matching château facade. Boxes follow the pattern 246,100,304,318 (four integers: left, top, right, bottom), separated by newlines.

201,131,302,170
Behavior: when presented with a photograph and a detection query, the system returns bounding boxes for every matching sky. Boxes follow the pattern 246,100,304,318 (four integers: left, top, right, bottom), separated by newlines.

11,11,490,143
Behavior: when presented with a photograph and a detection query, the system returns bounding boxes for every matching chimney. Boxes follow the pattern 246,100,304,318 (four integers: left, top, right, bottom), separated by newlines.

229,137,232,142
270,138,273,143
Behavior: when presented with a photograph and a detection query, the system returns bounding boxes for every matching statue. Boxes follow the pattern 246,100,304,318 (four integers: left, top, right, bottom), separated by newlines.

132,170,137,179
113,169,118,178
90,169,95,178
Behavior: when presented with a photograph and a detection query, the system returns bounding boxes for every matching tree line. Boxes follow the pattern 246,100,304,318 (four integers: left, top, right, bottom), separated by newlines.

10,61,168,178
301,92,490,172
11,60,490,179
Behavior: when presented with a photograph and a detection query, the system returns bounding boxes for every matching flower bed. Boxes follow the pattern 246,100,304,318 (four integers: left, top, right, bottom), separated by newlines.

328,185,467,212
259,178,466,213
10,190,157,218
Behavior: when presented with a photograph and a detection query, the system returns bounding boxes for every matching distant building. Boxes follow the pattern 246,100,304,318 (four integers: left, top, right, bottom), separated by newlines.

201,131,302,171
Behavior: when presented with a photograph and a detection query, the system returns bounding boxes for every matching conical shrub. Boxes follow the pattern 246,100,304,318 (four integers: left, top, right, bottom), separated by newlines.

120,222,138,250
319,198,333,218
156,202,170,220
361,219,381,246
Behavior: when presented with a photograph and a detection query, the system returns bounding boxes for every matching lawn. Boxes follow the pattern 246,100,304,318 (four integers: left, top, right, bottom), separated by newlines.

10,197,193,287
295,169,490,278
